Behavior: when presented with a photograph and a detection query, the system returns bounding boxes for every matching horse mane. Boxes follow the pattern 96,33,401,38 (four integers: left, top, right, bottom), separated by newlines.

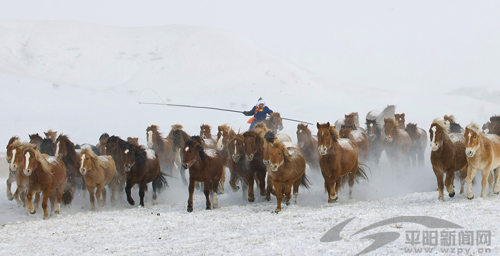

57,134,79,166
466,121,482,135
272,141,292,159
167,124,184,139
329,126,339,141
99,133,110,141
218,124,236,139
243,130,264,146
148,125,166,152
200,124,211,132
8,136,20,146
432,118,451,135
30,148,53,175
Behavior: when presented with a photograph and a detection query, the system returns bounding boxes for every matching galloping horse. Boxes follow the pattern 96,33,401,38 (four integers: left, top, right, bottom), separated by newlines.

429,119,468,200
335,112,361,132
296,124,320,172
168,124,191,185
146,125,178,178
104,136,128,195
182,136,223,212
394,113,406,129
96,133,109,155
339,127,369,163
9,141,41,209
317,122,368,203
5,136,20,201
406,123,428,167
383,118,411,170
365,119,385,166
263,112,283,134
23,146,67,219
200,124,217,148
266,139,309,213
55,134,81,205
79,148,119,210
242,130,269,201
216,124,237,193
464,122,500,199
122,141,168,206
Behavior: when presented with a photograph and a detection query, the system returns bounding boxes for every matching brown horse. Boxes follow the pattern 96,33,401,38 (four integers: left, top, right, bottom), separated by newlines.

394,113,406,130
266,140,309,213
29,133,43,148
55,134,82,205
339,127,370,163
9,141,41,209
168,124,191,185
334,112,361,132
464,122,500,199
406,123,428,167
5,136,20,201
296,124,320,172
317,122,368,203
486,115,500,136
383,118,411,170
444,115,465,133
96,133,110,155
121,140,168,206
79,148,119,210
243,131,270,198
146,125,179,179
23,146,67,219
216,124,237,193
182,136,223,212
263,112,283,134
365,119,385,166
429,119,468,200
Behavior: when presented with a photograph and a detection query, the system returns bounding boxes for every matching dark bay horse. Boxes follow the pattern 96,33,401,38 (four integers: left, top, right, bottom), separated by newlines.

242,130,269,201
429,119,468,200
29,133,43,148
317,122,368,203
55,134,82,205
182,136,223,212
296,124,320,172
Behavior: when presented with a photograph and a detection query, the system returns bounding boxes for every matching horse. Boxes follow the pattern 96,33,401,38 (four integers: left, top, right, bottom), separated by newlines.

200,124,217,148
182,136,223,212
146,125,179,179
40,138,56,156
127,137,139,146
227,133,267,202
394,113,406,130
406,123,428,167
29,133,43,148
317,122,368,203
266,139,310,213
263,112,283,134
9,141,41,209
366,105,396,127
365,119,385,166
216,124,237,193
429,119,468,200
464,122,500,199
23,146,67,219
296,124,320,172
96,133,109,155
104,136,128,196
444,115,465,133
79,148,119,210
383,118,412,170
487,115,500,136
339,127,370,163
168,124,191,185
55,134,82,205
242,130,270,200
122,140,168,207
5,136,20,201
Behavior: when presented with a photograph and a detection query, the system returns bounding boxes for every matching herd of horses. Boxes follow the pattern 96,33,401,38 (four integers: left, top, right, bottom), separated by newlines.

4,106,500,218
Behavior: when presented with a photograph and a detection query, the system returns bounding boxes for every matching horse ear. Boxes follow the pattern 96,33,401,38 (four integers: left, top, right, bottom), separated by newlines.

345,114,348,118
402,113,405,117
316,122,320,129
326,122,330,128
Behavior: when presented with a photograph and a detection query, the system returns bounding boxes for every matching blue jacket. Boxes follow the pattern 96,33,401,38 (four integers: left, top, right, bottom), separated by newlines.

247,106,273,121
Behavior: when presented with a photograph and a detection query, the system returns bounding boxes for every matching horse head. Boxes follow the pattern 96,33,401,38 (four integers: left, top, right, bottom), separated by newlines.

268,142,289,172
464,122,482,158
29,133,43,148
98,133,110,155
228,134,245,163
6,136,20,164
383,118,398,143
344,113,358,129
339,127,352,139
394,113,406,129
316,122,337,155
365,119,379,142
267,112,283,133
243,131,263,161
79,148,96,176
406,123,419,146
200,124,212,140
182,137,204,169
296,124,310,148
263,131,277,166
44,129,58,143
55,135,73,159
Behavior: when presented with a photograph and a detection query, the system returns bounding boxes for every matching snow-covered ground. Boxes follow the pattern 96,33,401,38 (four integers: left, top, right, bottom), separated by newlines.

1,20,499,255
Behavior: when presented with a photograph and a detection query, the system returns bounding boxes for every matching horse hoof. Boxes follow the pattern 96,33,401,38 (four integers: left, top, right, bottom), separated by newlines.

7,196,13,201
495,191,499,195
248,198,255,203
187,206,193,212
30,209,36,215
467,196,474,200
274,209,281,214
127,198,135,206
205,207,211,210
265,196,271,201
285,200,291,206
449,192,455,198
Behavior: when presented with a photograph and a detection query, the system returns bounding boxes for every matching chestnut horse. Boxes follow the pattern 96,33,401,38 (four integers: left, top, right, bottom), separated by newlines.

317,122,368,203
119,139,168,206
23,146,67,219
80,148,119,210
182,136,223,212
9,141,41,209
168,124,191,185
296,124,320,172
146,125,178,179
394,113,406,129
429,119,468,200
365,119,385,166
464,122,500,199
339,127,370,163
335,112,361,132
406,123,428,167
29,133,43,148
200,124,217,148
383,118,411,170
263,112,284,134
5,136,20,201
266,140,310,213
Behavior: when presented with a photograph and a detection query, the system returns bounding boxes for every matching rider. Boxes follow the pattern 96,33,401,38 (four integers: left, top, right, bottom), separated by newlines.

243,97,273,131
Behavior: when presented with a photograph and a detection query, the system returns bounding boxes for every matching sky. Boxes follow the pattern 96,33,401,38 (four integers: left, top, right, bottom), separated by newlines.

2,0,500,94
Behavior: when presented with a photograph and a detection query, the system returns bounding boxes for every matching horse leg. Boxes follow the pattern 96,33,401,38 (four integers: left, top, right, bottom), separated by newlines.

13,187,23,206
125,181,135,206
26,189,36,215
458,166,467,194
6,173,14,201
110,179,117,206
187,178,195,212
180,166,189,186
97,186,106,207
218,167,226,194
41,190,50,219
494,167,500,195
273,180,282,213
444,169,456,198
203,180,211,210
87,185,96,210
258,172,266,197
292,177,301,204
55,181,65,214
139,184,147,207
247,173,256,202
479,169,490,198
229,170,240,192
211,179,219,209
265,173,273,201
283,182,293,206
348,168,357,199
466,166,478,199
34,192,41,211
241,179,248,201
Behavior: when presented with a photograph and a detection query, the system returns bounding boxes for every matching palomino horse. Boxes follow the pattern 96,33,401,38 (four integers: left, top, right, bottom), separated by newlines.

263,112,284,134
266,139,310,213
168,124,191,185
429,119,468,200
444,115,465,133
365,119,385,166
243,130,270,201
122,140,168,206
80,148,119,210
394,113,406,129
5,136,20,200
44,129,57,143
29,133,43,148
383,118,411,170
55,134,82,205
406,123,428,167
317,122,368,203
182,136,223,212
296,124,320,172
339,127,369,163
464,122,500,199
146,125,178,178
23,146,67,219
228,133,267,202
96,133,109,155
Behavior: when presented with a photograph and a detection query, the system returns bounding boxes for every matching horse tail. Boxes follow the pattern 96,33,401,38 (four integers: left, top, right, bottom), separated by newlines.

300,173,312,189
61,184,74,205
354,163,370,182
153,171,169,192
